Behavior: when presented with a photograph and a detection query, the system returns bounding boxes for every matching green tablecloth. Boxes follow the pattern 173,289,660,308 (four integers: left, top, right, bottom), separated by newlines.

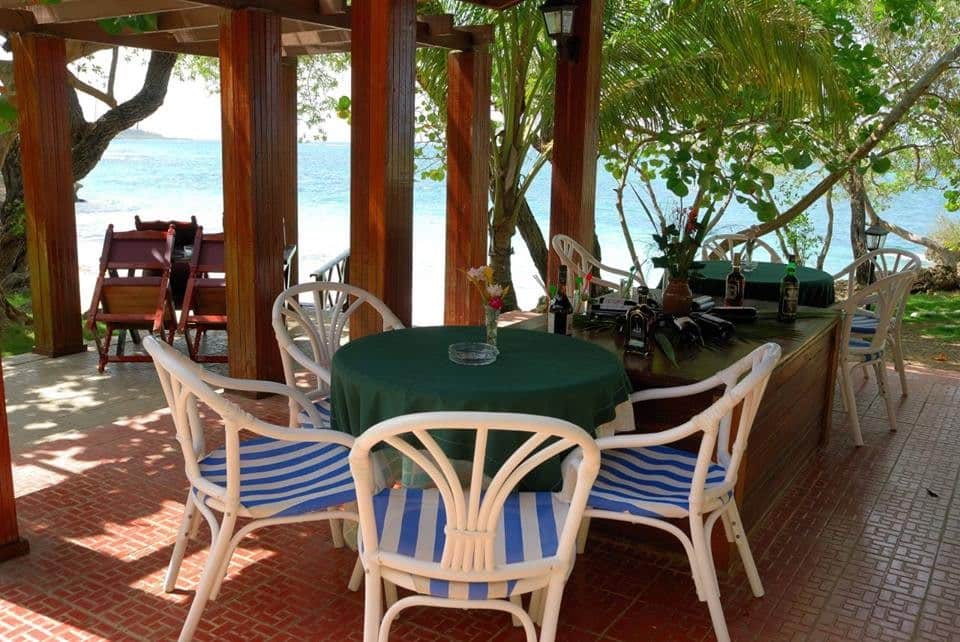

690,260,835,307
329,326,632,490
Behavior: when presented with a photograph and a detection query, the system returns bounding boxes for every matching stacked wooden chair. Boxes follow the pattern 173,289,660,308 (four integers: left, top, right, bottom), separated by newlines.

135,215,199,308
178,228,228,363
87,224,178,373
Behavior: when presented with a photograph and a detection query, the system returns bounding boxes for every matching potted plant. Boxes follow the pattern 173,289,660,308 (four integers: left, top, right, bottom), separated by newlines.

649,205,710,315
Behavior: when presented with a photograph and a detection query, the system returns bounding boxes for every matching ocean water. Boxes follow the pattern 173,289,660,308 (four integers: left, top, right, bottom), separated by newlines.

77,138,942,325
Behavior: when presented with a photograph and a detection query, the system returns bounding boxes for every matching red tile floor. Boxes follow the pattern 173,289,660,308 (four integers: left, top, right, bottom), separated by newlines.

2,364,960,641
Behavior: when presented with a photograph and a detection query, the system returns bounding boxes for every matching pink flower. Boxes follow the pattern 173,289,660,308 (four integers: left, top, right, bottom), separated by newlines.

488,296,503,311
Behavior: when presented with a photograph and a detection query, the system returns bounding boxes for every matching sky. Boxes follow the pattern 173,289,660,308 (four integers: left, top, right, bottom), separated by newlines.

76,49,353,142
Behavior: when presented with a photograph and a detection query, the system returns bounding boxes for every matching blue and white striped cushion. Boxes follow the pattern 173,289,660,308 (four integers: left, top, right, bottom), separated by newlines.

587,445,728,518
197,437,355,518
370,487,567,600
297,397,332,429
851,314,880,335
849,338,883,363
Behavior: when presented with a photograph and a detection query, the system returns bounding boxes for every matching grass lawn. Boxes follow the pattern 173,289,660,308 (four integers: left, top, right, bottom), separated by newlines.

1,294,97,358
901,291,960,371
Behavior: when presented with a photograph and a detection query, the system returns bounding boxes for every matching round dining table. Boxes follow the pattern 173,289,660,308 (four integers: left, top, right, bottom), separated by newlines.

690,260,836,307
329,326,632,490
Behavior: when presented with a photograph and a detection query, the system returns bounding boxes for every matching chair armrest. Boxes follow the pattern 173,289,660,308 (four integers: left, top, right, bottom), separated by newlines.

192,368,331,431
629,376,725,404
242,417,354,449
594,419,704,451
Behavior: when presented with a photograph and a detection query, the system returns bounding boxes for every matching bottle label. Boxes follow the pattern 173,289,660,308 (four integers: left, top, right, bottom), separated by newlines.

780,284,799,319
547,312,555,333
725,281,740,303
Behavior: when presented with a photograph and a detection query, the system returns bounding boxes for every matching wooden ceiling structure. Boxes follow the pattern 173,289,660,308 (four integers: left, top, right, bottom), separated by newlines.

0,0,604,563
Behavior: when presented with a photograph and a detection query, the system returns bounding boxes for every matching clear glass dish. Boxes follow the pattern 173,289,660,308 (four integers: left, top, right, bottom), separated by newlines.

448,342,499,366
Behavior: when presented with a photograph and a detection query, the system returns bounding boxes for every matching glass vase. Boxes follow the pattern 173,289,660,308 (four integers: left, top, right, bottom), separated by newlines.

484,307,499,347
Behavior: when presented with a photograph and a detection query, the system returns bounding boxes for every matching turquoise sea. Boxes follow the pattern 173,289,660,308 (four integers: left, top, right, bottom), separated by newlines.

78,138,941,325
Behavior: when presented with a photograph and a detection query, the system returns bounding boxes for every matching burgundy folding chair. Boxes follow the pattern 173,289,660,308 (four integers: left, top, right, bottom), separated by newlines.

179,228,227,363
87,225,177,372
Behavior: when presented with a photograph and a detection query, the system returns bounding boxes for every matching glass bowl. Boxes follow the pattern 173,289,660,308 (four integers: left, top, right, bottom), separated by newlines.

448,342,499,366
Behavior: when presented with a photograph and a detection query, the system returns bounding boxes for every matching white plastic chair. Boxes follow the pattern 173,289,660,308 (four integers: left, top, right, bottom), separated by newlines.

833,249,920,395
349,411,602,642
701,234,783,263
143,336,360,642
552,233,646,290
564,343,781,642
836,270,918,446
272,282,404,428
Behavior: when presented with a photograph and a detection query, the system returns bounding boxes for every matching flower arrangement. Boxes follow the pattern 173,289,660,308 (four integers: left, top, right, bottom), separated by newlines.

572,273,593,313
647,205,710,280
466,265,510,311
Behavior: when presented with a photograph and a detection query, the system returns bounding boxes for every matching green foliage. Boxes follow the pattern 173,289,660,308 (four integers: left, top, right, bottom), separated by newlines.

931,215,960,252
779,213,823,264
0,95,17,135
98,14,158,35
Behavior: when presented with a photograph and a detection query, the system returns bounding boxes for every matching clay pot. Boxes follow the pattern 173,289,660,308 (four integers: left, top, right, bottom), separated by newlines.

662,277,694,316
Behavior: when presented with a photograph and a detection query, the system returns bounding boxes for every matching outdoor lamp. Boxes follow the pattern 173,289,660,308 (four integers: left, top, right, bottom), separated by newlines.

540,1,578,58
865,224,889,251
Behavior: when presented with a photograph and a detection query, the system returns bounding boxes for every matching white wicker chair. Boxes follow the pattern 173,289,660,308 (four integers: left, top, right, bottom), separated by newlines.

143,336,360,642
836,270,918,446
833,249,921,395
349,411,601,642
272,282,404,428
564,343,781,642
701,234,783,263
552,233,646,290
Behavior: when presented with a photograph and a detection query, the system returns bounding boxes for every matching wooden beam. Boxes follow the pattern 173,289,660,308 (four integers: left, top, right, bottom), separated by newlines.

27,0,197,24
12,35,86,357
39,20,218,55
445,47,491,326
280,57,299,286
547,0,604,285
156,6,224,31
0,354,29,563
350,0,416,335
220,8,286,382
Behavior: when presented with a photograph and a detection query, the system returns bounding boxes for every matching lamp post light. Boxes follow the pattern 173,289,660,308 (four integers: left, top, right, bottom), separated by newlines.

540,1,578,59
865,224,889,284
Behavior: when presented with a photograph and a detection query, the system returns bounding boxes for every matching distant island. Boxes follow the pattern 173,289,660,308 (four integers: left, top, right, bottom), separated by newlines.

117,128,169,140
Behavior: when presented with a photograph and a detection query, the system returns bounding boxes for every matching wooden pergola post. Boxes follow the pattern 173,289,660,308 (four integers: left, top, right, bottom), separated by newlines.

350,0,416,335
0,355,28,562
444,46,491,326
12,34,85,357
546,0,605,283
280,57,299,286
219,8,288,382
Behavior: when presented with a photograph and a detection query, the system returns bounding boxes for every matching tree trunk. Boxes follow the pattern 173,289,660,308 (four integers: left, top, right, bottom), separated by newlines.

864,194,960,268
845,171,871,285
516,196,547,283
817,188,834,271
0,51,176,308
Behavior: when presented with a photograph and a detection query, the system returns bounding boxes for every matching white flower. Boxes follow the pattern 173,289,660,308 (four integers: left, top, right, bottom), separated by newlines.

486,284,504,298
467,267,485,281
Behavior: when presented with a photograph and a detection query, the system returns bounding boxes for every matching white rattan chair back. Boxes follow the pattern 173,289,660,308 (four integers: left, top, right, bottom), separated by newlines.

552,233,646,289
701,234,783,263
272,281,404,396
832,248,920,299
612,342,780,511
350,411,600,579
144,335,348,504
839,270,916,360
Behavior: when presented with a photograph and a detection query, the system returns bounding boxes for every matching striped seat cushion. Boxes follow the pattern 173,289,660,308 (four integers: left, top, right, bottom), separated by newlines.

851,313,880,335
297,397,332,429
370,487,568,600
587,445,728,518
849,338,883,363
198,437,355,518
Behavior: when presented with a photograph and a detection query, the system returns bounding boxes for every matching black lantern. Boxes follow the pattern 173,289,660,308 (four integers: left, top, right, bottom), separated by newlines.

865,224,889,252
540,1,578,58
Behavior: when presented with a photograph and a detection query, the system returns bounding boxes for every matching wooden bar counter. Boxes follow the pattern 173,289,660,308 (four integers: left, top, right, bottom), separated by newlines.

514,302,841,565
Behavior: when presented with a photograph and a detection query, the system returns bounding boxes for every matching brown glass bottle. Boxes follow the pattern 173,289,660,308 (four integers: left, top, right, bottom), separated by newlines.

724,254,745,306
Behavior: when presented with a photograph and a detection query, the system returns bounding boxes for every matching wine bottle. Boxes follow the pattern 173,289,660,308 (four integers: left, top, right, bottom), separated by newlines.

778,255,800,322
724,253,745,306
549,265,574,335
624,286,657,356
546,283,558,333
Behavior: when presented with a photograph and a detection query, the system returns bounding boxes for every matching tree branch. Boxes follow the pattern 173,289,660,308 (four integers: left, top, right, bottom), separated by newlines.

67,70,118,109
737,41,960,237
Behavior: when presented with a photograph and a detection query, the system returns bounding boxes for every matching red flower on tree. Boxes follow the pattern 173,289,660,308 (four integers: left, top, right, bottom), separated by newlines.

685,207,699,234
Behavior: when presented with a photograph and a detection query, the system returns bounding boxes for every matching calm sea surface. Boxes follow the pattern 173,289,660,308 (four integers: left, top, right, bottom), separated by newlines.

78,138,941,325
